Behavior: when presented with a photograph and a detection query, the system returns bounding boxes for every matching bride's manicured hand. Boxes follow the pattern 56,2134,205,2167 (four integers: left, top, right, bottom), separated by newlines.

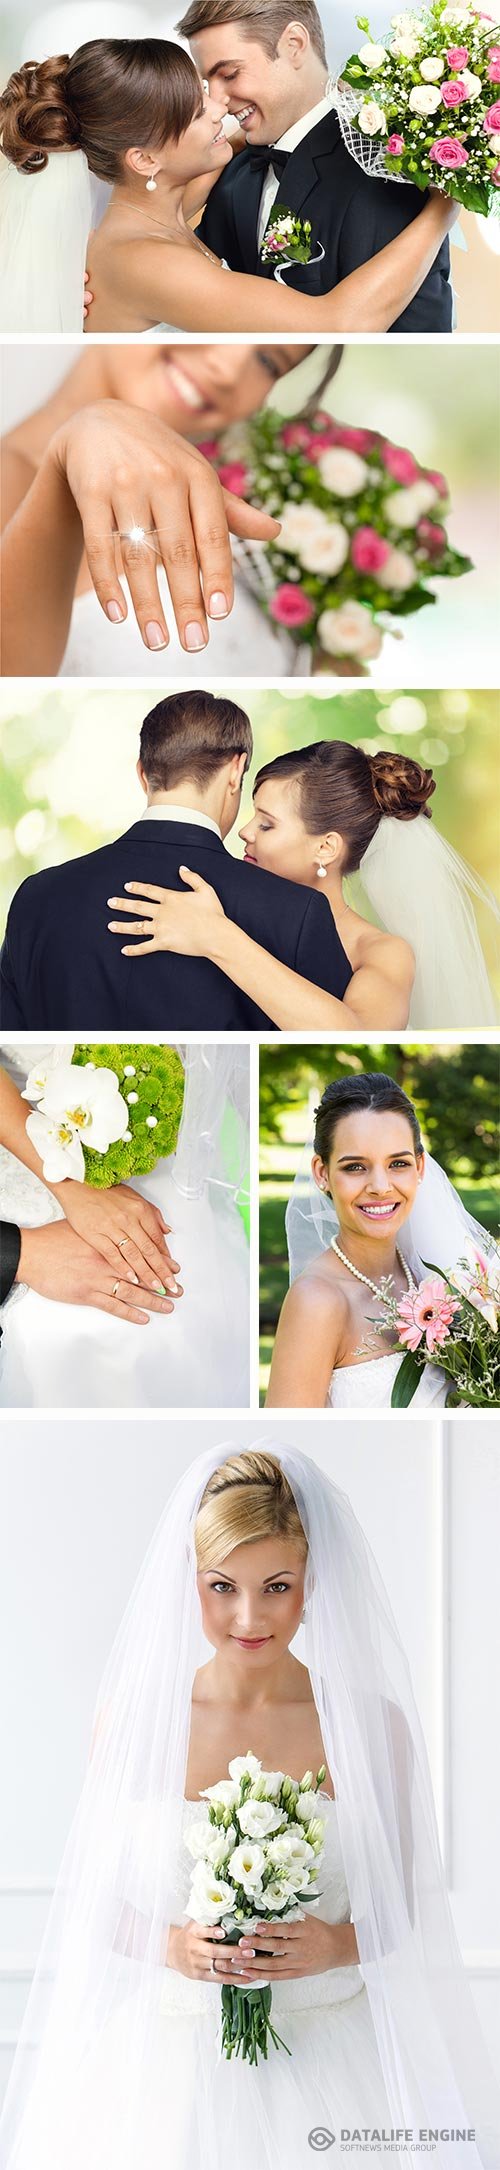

16,1223,179,1324
166,1922,256,1985
107,871,224,958
54,1179,182,1298
49,403,281,655
236,1915,349,1979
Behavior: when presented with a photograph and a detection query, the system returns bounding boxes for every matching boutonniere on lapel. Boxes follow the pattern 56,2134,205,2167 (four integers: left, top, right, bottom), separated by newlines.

260,205,314,265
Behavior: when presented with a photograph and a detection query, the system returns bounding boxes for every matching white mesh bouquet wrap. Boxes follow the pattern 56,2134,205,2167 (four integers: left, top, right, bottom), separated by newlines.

332,71,409,184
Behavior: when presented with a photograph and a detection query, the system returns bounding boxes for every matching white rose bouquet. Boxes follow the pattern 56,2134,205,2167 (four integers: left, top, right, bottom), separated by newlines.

198,408,472,672
184,1754,327,2064
336,0,500,214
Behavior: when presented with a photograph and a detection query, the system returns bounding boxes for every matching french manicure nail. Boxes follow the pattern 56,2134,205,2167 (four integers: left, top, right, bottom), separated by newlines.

127,1273,140,1285
106,600,124,623
208,591,228,619
145,621,168,650
184,622,207,651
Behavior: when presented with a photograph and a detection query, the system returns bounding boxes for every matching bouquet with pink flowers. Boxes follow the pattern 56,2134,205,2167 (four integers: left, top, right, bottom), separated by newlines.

336,0,500,216
371,1239,500,1405
198,407,471,672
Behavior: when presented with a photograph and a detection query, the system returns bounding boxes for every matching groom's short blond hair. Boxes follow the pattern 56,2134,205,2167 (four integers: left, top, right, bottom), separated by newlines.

139,690,253,792
177,0,327,66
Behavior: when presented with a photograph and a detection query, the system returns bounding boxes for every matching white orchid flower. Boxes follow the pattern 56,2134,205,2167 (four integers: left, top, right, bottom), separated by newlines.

38,1062,129,1156
22,1044,75,1103
25,1109,86,1184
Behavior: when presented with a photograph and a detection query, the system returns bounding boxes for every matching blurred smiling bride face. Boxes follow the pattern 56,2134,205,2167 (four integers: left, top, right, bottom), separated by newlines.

101,343,314,435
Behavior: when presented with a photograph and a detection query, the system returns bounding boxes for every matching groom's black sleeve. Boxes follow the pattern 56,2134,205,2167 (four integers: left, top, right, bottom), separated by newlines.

0,1222,21,1322
338,178,452,333
0,919,27,1028
292,891,352,1001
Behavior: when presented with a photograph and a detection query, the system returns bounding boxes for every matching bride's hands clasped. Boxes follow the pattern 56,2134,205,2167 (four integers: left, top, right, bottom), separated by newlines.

167,1914,350,1982
49,402,281,654
56,1179,182,1298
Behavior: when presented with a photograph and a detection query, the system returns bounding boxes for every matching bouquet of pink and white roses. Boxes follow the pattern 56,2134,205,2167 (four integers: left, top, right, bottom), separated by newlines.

199,408,472,670
369,1239,500,1405
336,0,500,216
184,1754,327,2064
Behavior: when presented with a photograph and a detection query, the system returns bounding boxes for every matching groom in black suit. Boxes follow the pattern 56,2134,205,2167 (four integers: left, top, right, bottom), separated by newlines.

179,0,451,331
0,691,351,1030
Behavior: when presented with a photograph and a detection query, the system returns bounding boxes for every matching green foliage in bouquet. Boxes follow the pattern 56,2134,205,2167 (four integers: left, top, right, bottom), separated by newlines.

72,1043,184,1188
340,1,500,219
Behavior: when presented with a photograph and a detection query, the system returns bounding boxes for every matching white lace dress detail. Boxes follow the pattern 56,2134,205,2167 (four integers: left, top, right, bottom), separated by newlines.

327,1351,448,1408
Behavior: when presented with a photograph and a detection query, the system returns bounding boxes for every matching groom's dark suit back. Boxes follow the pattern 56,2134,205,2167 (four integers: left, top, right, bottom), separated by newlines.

0,819,351,1030
199,107,451,333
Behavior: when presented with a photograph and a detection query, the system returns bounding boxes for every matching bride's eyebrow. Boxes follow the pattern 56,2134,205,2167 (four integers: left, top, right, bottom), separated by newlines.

253,799,277,820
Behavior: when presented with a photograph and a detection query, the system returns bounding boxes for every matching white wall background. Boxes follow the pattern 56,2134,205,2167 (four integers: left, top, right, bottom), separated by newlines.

0,1413,499,2101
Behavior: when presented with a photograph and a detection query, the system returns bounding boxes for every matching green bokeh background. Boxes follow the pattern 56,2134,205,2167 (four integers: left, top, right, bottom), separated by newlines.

0,685,499,994
259,1040,500,1401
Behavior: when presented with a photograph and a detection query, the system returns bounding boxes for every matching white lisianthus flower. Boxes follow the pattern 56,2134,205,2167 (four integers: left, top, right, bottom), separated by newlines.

300,522,350,575
317,601,383,660
383,480,437,528
261,1877,296,1909
25,1109,86,1184
22,1045,75,1103
185,1824,237,1868
227,1841,266,1895
358,40,387,68
34,1061,129,1158
408,82,442,113
294,1791,320,1823
227,1752,261,1785
419,54,445,79
200,1778,240,1808
358,98,387,134
278,503,330,555
459,68,482,97
267,1833,311,1872
382,547,416,592
256,1771,285,1800
238,1799,283,1839
317,447,368,496
186,1870,237,1923
440,5,472,24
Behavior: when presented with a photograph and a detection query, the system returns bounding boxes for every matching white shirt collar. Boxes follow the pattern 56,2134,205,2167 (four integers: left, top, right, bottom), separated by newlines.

141,803,222,839
274,85,337,155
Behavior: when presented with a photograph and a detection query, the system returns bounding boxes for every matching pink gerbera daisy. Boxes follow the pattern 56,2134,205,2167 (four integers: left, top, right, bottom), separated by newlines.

397,1277,459,1354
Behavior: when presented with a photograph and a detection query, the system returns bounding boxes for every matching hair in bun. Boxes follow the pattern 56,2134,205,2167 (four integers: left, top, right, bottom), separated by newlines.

0,56,77,173
253,739,436,878
368,752,436,823
0,38,204,183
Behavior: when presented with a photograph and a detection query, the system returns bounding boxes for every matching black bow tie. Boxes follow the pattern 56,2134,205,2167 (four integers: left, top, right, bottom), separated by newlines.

249,145,290,179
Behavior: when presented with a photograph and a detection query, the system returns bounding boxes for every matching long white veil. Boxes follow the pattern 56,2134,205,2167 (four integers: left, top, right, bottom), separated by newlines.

0,150,91,333
357,815,500,1029
285,1113,497,1287
0,1440,498,2169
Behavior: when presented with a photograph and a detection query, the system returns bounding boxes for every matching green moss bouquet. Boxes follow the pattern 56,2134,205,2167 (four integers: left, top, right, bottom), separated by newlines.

23,1043,185,1189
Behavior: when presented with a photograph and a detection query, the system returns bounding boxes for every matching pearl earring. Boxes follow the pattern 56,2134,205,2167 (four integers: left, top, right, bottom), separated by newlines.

146,174,157,192
317,861,327,879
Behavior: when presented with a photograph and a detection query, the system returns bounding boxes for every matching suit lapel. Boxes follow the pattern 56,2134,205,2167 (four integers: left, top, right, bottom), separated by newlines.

259,110,343,277
234,157,267,274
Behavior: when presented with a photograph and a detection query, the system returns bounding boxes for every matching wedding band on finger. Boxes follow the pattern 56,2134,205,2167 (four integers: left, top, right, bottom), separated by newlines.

111,1281,120,1298
118,1237,130,1250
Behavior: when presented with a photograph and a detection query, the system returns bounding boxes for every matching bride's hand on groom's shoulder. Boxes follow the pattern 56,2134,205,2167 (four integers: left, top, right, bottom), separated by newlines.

55,1179,183,1300
48,403,280,658
107,871,224,960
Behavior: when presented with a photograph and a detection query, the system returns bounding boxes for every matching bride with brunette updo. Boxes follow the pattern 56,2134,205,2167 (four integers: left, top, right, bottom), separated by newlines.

107,741,499,1029
266,1072,497,1409
0,36,459,335
1,1442,498,2168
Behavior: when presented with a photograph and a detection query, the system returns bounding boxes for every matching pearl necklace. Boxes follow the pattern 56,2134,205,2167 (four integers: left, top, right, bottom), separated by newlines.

330,1237,416,1303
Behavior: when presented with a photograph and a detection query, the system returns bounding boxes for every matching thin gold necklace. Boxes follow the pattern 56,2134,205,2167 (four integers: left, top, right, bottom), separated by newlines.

108,198,218,263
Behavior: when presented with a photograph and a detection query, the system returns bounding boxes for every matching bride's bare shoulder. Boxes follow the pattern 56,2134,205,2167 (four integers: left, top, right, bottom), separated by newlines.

359,922,415,991
277,1258,352,1340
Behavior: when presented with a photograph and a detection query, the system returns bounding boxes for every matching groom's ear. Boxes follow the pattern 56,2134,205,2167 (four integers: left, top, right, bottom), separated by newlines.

228,750,249,795
277,21,311,68
137,759,149,797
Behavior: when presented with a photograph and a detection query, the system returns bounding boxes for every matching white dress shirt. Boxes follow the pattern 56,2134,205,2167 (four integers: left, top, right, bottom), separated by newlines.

257,85,337,252
141,803,222,838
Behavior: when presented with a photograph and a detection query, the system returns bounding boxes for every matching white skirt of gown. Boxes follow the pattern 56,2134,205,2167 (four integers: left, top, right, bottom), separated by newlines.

327,1351,448,1408
15,1799,391,2170
61,570,298,678
0,1152,249,1410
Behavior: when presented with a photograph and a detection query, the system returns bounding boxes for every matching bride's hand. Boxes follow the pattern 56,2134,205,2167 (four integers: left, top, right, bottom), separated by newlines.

236,1914,350,1979
107,871,224,958
16,1222,179,1324
166,1922,256,1984
54,1179,182,1297
49,403,281,655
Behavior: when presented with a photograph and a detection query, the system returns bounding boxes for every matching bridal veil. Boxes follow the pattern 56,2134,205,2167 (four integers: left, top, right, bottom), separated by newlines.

0,1442,498,2169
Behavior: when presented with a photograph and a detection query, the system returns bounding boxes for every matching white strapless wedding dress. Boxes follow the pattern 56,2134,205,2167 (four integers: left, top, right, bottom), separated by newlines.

61,570,296,677
52,1796,391,2170
327,1351,448,1408
0,1046,249,1410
